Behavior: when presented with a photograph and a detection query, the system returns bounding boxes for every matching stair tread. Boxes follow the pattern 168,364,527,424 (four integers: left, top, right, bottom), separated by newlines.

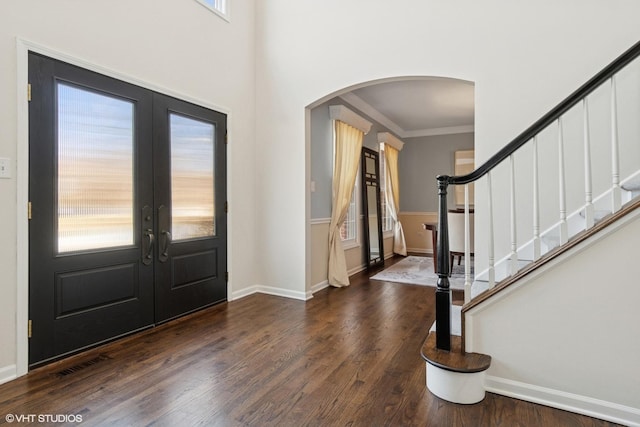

622,175,640,191
421,332,491,374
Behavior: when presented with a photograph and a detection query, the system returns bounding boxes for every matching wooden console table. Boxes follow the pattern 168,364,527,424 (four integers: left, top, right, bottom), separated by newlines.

422,222,438,273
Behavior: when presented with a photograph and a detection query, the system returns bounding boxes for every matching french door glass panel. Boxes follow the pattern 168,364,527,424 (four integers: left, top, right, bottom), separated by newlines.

57,82,135,253
169,113,216,240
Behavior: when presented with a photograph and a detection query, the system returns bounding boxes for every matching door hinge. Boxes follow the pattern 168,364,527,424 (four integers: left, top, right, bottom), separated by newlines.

27,83,32,102
224,201,228,214
225,272,229,282
28,201,32,220
28,320,32,338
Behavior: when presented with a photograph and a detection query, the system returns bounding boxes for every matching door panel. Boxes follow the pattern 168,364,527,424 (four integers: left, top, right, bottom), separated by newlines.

153,94,227,322
29,53,155,365
28,53,227,366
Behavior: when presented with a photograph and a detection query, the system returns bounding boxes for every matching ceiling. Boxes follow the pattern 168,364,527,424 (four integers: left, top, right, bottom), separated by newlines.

339,77,475,139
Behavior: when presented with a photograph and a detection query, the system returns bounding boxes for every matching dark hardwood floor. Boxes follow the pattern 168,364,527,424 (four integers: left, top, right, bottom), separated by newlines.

0,257,620,426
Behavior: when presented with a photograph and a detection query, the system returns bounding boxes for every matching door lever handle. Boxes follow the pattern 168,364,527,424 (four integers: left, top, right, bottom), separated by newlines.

159,230,171,263
142,228,154,265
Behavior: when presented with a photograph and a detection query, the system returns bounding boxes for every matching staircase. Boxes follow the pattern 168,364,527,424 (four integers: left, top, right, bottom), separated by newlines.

421,40,640,426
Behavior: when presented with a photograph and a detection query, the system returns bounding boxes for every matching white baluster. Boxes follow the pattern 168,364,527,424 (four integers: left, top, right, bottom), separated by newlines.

509,154,518,275
583,98,594,229
558,118,568,245
487,171,495,288
464,184,471,303
532,136,541,260
611,76,622,212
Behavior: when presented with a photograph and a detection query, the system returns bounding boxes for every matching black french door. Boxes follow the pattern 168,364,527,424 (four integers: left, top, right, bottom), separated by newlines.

28,53,227,366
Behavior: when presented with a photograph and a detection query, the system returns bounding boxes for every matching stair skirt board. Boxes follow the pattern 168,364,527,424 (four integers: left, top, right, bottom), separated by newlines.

426,363,487,404
485,376,640,427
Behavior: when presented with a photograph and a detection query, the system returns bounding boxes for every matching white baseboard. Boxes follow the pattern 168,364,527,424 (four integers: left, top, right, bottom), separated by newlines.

311,280,329,294
0,364,17,385
485,375,640,427
231,285,312,301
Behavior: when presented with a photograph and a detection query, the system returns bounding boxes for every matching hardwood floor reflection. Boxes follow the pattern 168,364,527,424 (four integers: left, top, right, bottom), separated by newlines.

0,258,620,426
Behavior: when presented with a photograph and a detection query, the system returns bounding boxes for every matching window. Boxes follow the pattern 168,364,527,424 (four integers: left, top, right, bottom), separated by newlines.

339,185,357,242
379,143,393,234
195,0,229,21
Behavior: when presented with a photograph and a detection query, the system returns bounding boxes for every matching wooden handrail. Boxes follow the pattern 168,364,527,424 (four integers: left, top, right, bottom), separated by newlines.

441,39,640,187
433,39,640,352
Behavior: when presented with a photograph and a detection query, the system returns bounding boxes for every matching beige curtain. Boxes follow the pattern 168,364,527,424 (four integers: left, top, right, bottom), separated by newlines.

328,120,363,287
384,145,407,256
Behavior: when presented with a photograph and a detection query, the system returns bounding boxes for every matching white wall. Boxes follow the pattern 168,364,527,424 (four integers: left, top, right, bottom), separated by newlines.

255,0,640,296
465,209,640,425
0,0,256,380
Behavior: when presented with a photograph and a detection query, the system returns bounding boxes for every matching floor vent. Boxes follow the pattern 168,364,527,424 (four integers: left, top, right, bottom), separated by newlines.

56,354,112,377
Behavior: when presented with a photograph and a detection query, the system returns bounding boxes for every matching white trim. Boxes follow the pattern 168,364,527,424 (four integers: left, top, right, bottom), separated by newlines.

329,105,372,134
337,92,474,138
485,376,640,427
15,38,235,376
15,38,30,378
377,132,405,151
339,92,404,136
342,240,360,251
404,125,474,138
231,285,312,302
0,365,17,386
311,279,329,294
194,0,230,22
310,217,331,225
311,260,371,295
347,263,367,277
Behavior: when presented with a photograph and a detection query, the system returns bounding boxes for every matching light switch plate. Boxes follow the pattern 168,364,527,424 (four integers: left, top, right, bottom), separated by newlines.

0,158,10,179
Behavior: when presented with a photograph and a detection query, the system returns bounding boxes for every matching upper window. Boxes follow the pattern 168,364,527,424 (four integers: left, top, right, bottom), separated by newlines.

195,0,229,21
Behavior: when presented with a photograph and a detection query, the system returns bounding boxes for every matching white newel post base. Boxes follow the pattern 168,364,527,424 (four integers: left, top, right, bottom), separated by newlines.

426,362,487,404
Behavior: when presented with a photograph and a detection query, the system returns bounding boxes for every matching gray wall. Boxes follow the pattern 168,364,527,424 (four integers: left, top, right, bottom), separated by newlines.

310,98,396,219
399,133,475,212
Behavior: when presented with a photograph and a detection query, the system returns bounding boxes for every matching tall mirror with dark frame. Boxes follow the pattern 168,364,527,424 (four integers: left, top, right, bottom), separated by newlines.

361,147,384,268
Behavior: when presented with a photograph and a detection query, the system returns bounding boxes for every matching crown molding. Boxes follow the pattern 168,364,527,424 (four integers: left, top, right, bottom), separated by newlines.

338,92,474,138
338,93,404,136
404,125,475,138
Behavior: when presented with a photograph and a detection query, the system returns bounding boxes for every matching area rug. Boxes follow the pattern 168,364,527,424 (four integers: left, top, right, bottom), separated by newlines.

370,256,472,290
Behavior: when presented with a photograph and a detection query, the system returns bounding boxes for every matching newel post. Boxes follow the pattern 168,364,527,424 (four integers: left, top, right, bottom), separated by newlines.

436,176,451,351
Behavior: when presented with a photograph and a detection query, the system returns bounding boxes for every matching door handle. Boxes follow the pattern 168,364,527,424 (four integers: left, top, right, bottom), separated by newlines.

158,204,170,263
159,230,171,263
141,205,154,266
142,228,154,265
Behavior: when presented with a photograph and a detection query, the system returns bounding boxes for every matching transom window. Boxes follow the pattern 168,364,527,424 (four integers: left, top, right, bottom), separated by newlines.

195,0,229,21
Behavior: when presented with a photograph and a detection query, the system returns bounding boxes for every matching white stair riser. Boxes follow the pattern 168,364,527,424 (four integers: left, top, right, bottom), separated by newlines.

426,363,487,404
